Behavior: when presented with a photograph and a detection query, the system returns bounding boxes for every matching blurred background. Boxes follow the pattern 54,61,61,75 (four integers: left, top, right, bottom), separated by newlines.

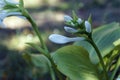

0,0,120,80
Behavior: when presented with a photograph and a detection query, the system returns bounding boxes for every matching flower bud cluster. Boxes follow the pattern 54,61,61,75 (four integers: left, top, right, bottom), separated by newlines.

64,15,82,27
64,15,91,34
49,14,92,44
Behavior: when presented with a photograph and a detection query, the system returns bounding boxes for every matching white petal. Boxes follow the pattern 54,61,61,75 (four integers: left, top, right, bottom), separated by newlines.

0,0,6,8
85,21,91,33
49,34,69,44
116,78,120,80
0,11,22,19
69,37,85,42
7,12,22,16
77,18,82,24
17,15,26,20
64,26,78,33
64,15,73,22
0,20,6,28
0,11,6,19
49,34,85,44
6,0,19,5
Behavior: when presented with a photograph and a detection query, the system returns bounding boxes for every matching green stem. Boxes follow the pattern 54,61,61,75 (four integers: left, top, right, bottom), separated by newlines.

110,57,120,80
46,55,64,80
29,43,63,80
49,63,56,80
22,9,63,80
23,9,48,53
88,36,109,80
30,43,63,80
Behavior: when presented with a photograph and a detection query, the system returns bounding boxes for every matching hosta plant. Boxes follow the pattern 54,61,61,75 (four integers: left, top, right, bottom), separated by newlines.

0,0,119,80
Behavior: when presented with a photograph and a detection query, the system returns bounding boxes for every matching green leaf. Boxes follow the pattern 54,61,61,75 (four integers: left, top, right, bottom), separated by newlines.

72,11,78,20
26,43,46,54
105,45,120,70
103,45,120,80
19,0,24,7
74,22,120,64
52,45,100,80
88,14,92,24
23,53,50,74
31,54,50,68
3,5,17,9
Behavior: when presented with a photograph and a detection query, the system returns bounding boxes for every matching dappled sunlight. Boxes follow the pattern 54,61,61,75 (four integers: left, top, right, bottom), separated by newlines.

3,11,64,29
22,0,62,8
2,34,38,51
34,11,64,26
4,16,30,29
1,0,84,30
0,30,53,51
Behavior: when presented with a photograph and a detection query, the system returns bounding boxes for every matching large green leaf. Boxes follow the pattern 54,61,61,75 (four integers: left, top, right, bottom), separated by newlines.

52,45,100,80
74,22,120,64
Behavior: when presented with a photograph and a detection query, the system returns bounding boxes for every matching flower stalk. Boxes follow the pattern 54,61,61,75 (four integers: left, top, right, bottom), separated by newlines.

20,6,64,80
88,35,109,80
22,9,48,53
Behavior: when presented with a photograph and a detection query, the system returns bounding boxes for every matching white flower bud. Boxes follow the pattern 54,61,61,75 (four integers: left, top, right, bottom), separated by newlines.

85,21,91,33
64,26,78,33
116,77,120,80
49,34,85,44
64,15,73,22
0,20,6,28
77,18,82,24
0,10,22,19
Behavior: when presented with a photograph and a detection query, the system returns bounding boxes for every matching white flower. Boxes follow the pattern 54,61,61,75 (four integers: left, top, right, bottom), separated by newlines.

0,10,22,18
77,18,82,24
116,77,120,80
116,78,120,80
64,15,73,22
49,34,85,44
64,26,78,33
0,10,22,28
0,0,19,8
85,21,91,33
0,20,6,28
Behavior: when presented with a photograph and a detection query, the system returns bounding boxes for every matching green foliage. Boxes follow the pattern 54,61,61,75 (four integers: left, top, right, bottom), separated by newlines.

52,45,100,80
104,45,120,70
23,53,50,75
104,45,120,80
1,0,119,79
74,22,120,64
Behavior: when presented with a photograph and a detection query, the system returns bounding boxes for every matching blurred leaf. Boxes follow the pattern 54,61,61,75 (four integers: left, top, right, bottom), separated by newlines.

4,5,17,9
23,53,50,74
52,45,100,80
19,0,24,7
74,22,120,64
26,43,46,54
104,45,120,70
110,56,120,80
72,11,78,20
22,52,32,64
104,45,120,80
88,14,92,24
